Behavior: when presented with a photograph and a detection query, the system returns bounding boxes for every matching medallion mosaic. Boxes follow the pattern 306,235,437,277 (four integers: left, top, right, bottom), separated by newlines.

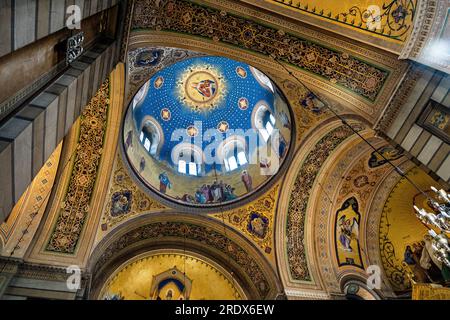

212,185,279,254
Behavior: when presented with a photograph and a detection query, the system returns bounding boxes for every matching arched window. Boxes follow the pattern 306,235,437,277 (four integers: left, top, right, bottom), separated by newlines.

218,136,248,173
139,117,163,156
253,102,276,142
250,66,274,93
172,144,203,176
132,80,150,110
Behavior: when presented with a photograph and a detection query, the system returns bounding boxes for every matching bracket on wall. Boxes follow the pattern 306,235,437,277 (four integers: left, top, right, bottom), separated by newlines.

66,32,85,65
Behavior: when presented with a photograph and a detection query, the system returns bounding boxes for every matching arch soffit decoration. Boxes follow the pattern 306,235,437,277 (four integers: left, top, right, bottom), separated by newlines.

24,64,126,268
127,0,409,125
275,118,363,296
287,124,411,298
274,116,407,297
88,212,284,300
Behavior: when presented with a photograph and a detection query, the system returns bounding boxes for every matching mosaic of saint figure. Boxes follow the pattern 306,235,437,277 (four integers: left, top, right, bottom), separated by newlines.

150,267,192,300
158,172,172,194
111,191,132,216
139,156,146,173
241,170,253,192
125,130,133,151
337,215,359,252
247,212,269,239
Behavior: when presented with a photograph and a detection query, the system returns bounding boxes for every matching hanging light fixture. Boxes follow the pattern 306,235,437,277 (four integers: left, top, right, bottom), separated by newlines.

269,53,450,270
414,187,450,267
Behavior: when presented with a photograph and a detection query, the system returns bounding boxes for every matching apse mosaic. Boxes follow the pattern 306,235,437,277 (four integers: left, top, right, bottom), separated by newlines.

122,56,293,208
379,168,450,293
267,0,417,42
100,253,243,300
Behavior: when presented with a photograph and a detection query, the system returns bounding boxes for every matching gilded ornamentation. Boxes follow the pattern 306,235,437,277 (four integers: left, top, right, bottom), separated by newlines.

375,64,424,133
271,0,417,42
127,47,205,100
287,124,362,281
213,185,279,253
368,145,404,168
46,80,110,254
338,153,390,204
101,156,166,230
278,79,333,145
132,0,390,101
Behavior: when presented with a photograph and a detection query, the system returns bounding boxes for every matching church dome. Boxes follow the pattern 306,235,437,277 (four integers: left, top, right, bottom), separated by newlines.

122,56,293,209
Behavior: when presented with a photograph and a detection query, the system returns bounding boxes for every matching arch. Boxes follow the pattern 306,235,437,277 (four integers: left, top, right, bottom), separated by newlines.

138,116,164,157
171,142,204,176
275,116,373,296
216,135,248,173
88,212,283,300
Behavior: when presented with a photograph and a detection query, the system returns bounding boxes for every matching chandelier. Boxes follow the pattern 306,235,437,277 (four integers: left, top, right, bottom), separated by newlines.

414,187,450,267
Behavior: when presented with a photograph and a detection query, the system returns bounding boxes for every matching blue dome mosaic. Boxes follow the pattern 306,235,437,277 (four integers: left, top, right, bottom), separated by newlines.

132,56,279,169
123,55,293,208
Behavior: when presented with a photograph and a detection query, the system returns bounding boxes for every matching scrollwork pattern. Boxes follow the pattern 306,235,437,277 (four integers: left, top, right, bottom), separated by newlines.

132,0,389,101
272,0,416,42
46,80,110,254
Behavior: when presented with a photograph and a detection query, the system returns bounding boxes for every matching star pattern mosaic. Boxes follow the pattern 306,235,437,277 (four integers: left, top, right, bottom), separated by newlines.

133,56,279,171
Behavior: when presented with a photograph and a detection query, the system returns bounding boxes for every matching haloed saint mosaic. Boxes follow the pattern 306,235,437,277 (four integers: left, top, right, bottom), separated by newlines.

122,56,294,209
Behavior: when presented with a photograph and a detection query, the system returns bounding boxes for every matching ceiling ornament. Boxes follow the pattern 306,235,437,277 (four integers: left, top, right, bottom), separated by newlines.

131,0,390,102
267,0,417,42
177,63,227,113
286,124,363,282
45,79,110,254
